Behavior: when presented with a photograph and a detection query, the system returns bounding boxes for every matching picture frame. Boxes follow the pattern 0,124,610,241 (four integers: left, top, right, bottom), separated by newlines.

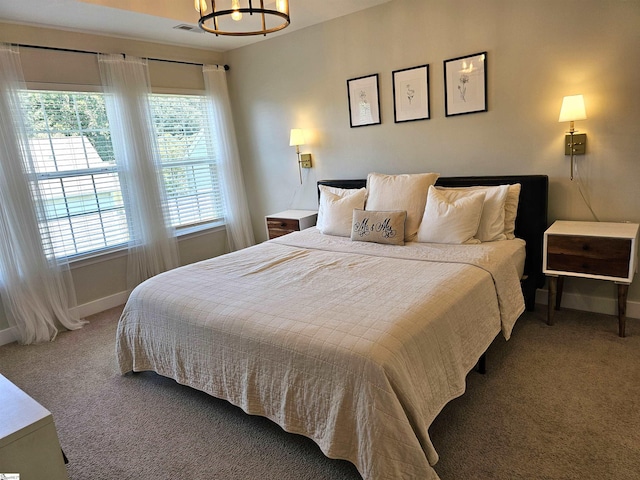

347,74,381,127
392,64,430,123
444,52,487,117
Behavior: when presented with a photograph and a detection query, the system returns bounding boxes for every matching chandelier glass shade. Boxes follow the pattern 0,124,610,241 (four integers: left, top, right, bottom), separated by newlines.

195,0,290,36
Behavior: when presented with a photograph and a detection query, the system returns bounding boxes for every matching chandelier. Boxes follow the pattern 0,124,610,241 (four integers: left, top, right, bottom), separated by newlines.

194,0,290,36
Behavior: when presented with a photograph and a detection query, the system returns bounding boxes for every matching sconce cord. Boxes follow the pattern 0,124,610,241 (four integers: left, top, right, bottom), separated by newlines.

567,121,598,220
573,153,600,222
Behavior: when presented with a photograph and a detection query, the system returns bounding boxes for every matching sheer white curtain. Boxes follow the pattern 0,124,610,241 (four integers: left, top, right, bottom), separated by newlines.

203,65,255,251
0,44,86,344
98,54,179,288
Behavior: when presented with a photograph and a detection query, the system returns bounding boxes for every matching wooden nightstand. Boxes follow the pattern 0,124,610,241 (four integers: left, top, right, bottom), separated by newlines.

265,210,318,239
543,220,640,336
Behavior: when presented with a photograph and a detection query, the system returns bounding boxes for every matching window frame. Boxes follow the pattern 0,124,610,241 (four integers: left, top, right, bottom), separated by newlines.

149,90,226,232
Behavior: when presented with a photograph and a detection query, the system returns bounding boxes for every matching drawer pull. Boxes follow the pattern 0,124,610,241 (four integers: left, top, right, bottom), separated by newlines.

582,244,590,251
280,222,287,227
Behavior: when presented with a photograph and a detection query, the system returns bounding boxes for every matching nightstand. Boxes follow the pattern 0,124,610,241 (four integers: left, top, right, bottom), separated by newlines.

543,220,640,336
265,210,318,239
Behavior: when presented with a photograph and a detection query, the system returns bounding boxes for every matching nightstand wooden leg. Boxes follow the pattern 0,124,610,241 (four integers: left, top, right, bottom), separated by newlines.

555,276,564,310
617,283,629,338
547,276,557,325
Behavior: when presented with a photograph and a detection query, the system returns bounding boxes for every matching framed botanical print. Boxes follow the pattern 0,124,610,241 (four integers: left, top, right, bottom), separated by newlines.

347,74,381,127
392,64,430,123
444,52,487,117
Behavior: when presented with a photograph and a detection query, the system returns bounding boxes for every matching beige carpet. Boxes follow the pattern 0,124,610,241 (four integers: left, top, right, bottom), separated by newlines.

0,305,639,479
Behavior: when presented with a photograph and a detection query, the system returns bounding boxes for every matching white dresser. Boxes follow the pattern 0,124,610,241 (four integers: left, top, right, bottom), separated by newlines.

0,374,69,479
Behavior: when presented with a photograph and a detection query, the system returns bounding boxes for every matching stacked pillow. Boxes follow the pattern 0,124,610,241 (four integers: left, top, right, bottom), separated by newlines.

365,172,440,241
416,187,487,244
503,183,521,240
317,185,367,237
316,173,520,245
418,184,510,243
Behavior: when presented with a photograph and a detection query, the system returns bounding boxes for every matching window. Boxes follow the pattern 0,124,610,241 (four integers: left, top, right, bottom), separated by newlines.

23,90,224,260
24,91,128,258
150,94,224,229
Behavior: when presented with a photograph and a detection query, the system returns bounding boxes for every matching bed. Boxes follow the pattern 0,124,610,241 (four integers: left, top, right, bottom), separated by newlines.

116,174,548,480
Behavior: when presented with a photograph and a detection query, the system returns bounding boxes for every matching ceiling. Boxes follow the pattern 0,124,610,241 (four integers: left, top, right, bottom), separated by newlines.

0,0,392,52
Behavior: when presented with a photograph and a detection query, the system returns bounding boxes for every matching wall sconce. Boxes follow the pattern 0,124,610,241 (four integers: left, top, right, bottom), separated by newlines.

289,128,312,184
558,94,587,180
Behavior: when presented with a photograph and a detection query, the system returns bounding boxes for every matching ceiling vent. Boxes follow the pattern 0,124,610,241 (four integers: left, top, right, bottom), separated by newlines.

173,24,203,34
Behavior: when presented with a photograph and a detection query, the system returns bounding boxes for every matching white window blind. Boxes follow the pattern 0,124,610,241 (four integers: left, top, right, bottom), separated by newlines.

149,94,224,229
22,91,224,260
24,91,129,258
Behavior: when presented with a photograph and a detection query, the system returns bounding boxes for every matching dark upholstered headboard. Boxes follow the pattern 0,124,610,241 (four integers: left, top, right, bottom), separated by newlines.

318,175,549,311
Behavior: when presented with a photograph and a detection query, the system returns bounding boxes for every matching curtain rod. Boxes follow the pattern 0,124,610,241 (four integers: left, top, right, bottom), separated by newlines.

12,43,230,70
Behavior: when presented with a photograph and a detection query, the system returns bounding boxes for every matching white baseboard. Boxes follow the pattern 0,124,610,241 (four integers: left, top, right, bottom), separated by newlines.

0,326,18,346
71,290,129,320
0,290,129,347
535,289,640,319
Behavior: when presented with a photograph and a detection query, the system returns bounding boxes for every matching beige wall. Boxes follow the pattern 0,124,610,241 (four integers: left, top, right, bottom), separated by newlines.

224,0,640,308
0,24,229,332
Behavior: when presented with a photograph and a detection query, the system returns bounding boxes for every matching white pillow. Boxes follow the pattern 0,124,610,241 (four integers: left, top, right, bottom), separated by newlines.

417,186,486,244
504,184,521,240
365,172,440,241
436,184,510,242
317,185,367,237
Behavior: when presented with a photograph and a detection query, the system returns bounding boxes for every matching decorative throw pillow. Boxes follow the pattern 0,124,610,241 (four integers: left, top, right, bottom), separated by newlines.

350,209,406,245
417,186,486,244
365,172,439,241
317,185,367,237
436,184,510,242
504,183,521,239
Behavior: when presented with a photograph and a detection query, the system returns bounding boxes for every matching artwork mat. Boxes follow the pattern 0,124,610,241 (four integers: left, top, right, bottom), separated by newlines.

444,52,487,116
392,64,430,123
347,74,381,128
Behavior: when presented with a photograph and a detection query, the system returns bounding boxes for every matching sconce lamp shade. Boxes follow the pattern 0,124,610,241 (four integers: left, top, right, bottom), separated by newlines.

558,95,587,123
289,128,310,184
289,129,305,147
559,94,587,181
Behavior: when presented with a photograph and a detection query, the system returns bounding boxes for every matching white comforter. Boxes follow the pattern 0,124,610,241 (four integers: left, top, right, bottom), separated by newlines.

116,228,526,480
